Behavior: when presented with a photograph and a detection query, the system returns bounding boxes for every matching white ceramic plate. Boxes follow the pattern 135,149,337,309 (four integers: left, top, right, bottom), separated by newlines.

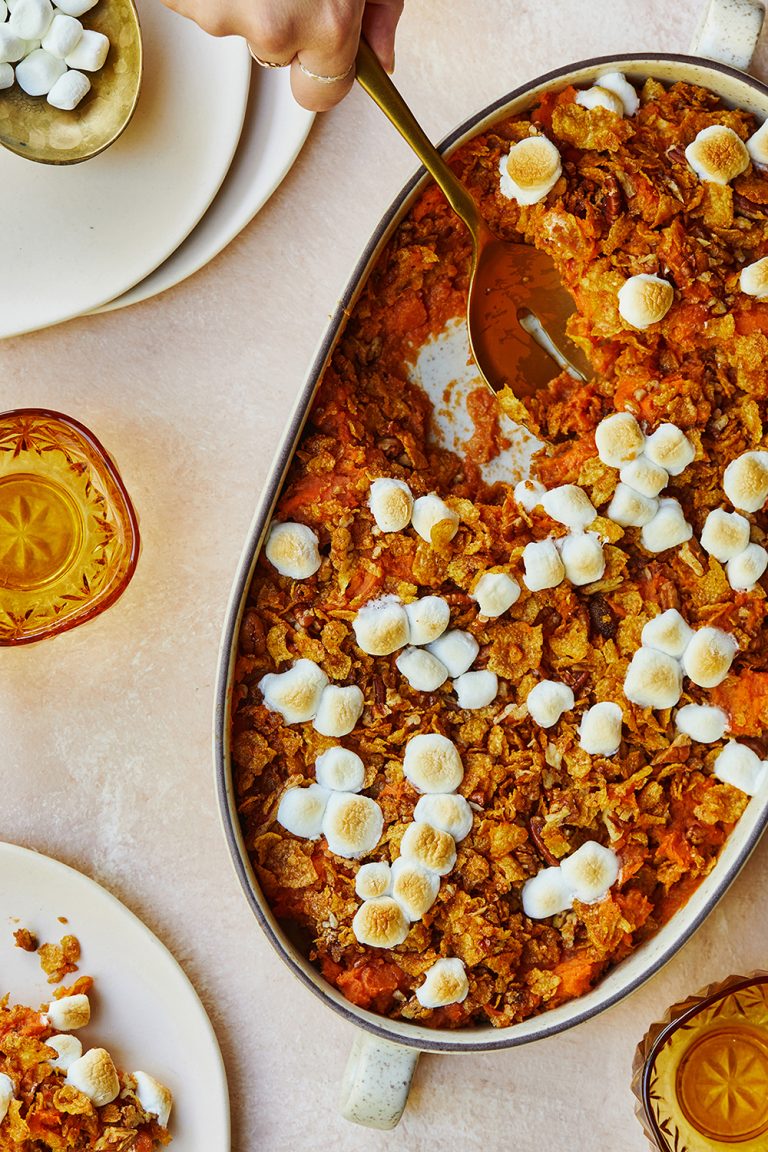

0,842,229,1149
0,1,250,340
95,66,315,313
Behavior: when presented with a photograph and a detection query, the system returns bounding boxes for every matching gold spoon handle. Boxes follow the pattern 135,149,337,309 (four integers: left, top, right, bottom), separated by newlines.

355,38,485,240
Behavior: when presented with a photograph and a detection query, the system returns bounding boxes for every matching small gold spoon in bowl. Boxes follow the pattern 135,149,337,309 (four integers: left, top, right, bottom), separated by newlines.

0,0,142,165
356,39,591,400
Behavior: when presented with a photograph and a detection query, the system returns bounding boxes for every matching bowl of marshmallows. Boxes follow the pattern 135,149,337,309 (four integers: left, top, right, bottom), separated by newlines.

0,0,141,163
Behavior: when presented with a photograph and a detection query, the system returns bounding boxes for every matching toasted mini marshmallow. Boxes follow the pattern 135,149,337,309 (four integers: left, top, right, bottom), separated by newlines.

313,685,364,738
352,897,409,948
747,119,768,167
596,71,639,116
498,135,562,205
426,630,479,678
607,483,658,528
0,1074,13,1124
739,255,768,298
415,957,469,1008
675,703,729,744
640,498,693,553
414,793,474,842
315,747,365,793
522,866,574,919
403,733,464,794
644,424,695,476
685,124,749,184
404,595,450,645
368,478,414,532
276,783,330,839
619,455,668,498
355,861,392,900
46,994,90,1031
322,793,384,859
133,1071,173,1128
723,451,768,513
526,680,575,728
618,274,674,329
682,627,737,688
265,521,321,580
575,85,624,114
522,538,565,591
390,857,440,922
560,840,620,903
728,542,768,591
700,508,751,563
560,532,606,586
411,493,460,545
471,571,521,618
66,1049,120,1107
352,597,410,656
713,740,766,795
595,412,646,469
514,478,546,511
578,701,623,756
641,609,694,659
396,647,449,692
47,1034,83,1071
453,669,498,710
259,659,329,724
400,821,457,876
624,648,683,709
541,484,597,530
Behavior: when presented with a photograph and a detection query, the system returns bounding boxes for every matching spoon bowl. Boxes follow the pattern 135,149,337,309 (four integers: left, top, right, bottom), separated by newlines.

0,0,142,165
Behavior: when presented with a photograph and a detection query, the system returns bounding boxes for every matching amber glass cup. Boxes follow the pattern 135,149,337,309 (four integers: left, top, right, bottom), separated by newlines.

0,409,139,645
633,974,768,1151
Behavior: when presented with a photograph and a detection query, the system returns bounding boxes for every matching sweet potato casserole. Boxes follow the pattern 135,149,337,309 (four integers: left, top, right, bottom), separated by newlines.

232,74,768,1028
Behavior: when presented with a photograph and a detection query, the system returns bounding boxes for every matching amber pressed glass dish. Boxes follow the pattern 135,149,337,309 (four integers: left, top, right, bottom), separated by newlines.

0,409,139,645
633,974,768,1151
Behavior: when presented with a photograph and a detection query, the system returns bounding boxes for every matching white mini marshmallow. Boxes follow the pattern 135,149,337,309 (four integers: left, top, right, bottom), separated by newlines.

46,1034,82,1071
578,701,623,756
644,424,695,476
522,867,574,919
453,669,498,710
313,684,364,738
352,597,410,656
426,629,479,678
619,455,668,498
747,120,768,167
46,994,90,1031
471,571,520,617
415,957,469,1008
675,703,729,744
403,595,450,646
526,680,575,728
264,520,321,579
41,11,81,57
322,793,384,859
400,822,457,876
355,861,392,900
46,65,89,109
8,0,52,40
685,124,749,184
352,897,409,948
53,0,96,13
641,609,694,659
700,508,751,562
64,26,107,69
723,451,768,513
727,542,768,591
66,1049,120,1107
390,857,440,922
396,646,449,692
276,783,329,839
541,484,597,530
640,498,692,553
259,659,329,724
624,648,683,709
368,478,413,533
595,412,646,468
0,1,6,19
0,1074,13,1125
403,732,464,794
498,135,562,205
522,538,565,591
740,255,768,298
315,746,365,793
596,71,639,115
414,793,473,842
411,493,459,545
133,1072,173,1129
514,479,546,511
575,85,624,114
560,532,606,586
14,45,63,92
560,840,620,903
713,740,766,795
607,483,658,528
618,274,674,329
682,627,737,688
0,62,13,88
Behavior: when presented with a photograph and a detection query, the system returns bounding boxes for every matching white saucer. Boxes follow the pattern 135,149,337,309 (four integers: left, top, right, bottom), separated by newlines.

94,66,315,313
0,1,251,340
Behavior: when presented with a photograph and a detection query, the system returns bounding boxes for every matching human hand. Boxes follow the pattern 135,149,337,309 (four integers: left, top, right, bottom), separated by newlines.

160,0,404,111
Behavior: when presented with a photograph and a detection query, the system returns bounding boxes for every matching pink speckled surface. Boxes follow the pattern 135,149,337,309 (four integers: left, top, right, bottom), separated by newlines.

2,1,768,1149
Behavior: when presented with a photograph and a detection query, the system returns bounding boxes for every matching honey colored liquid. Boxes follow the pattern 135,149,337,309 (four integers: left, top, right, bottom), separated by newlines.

0,472,84,592
675,1023,768,1144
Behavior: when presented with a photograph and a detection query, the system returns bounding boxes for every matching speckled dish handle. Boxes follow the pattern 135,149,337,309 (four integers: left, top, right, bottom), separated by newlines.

339,1033,420,1129
690,0,765,70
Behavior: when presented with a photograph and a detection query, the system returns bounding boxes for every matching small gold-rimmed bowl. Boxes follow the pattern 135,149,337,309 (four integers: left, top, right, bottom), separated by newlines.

0,0,142,165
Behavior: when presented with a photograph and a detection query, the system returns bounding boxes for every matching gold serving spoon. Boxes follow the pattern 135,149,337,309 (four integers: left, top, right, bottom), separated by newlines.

0,0,142,165
356,39,591,399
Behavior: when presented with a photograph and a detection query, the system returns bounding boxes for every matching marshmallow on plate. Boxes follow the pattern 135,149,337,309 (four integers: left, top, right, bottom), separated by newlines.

276,783,329,839
644,424,695,476
522,866,573,919
641,609,693,659
9,0,52,40
747,120,768,167
315,746,365,793
0,62,13,88
575,85,624,114
596,71,639,116
396,646,449,692
560,840,620,903
66,1049,120,1107
723,450,768,513
595,412,645,469
740,255,768,298
624,648,682,709
47,66,89,109
0,27,25,63
46,1034,82,1071
526,679,575,728
352,597,410,656
404,595,450,645
618,274,674,329
411,493,459,545
15,46,64,94
264,521,321,580
498,135,562,205
352,897,409,948
259,659,329,724
620,455,668,498
414,793,473,842
607,483,658,528
578,701,623,756
700,508,751,562
41,11,82,57
453,669,498,710
390,858,440,921
514,479,546,511
399,821,457,876
46,994,90,1031
471,571,520,618
560,532,605,586
368,478,413,532
522,538,565,591
0,1075,13,1125
355,861,392,900
682,626,737,688
415,957,469,1008
64,26,107,69
403,733,464,794
713,740,767,795
54,0,97,13
133,1072,173,1129
685,124,749,184
541,484,596,530
640,498,692,553
675,703,728,744
426,629,479,678
322,793,383,858
313,684,364,737
727,542,768,591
